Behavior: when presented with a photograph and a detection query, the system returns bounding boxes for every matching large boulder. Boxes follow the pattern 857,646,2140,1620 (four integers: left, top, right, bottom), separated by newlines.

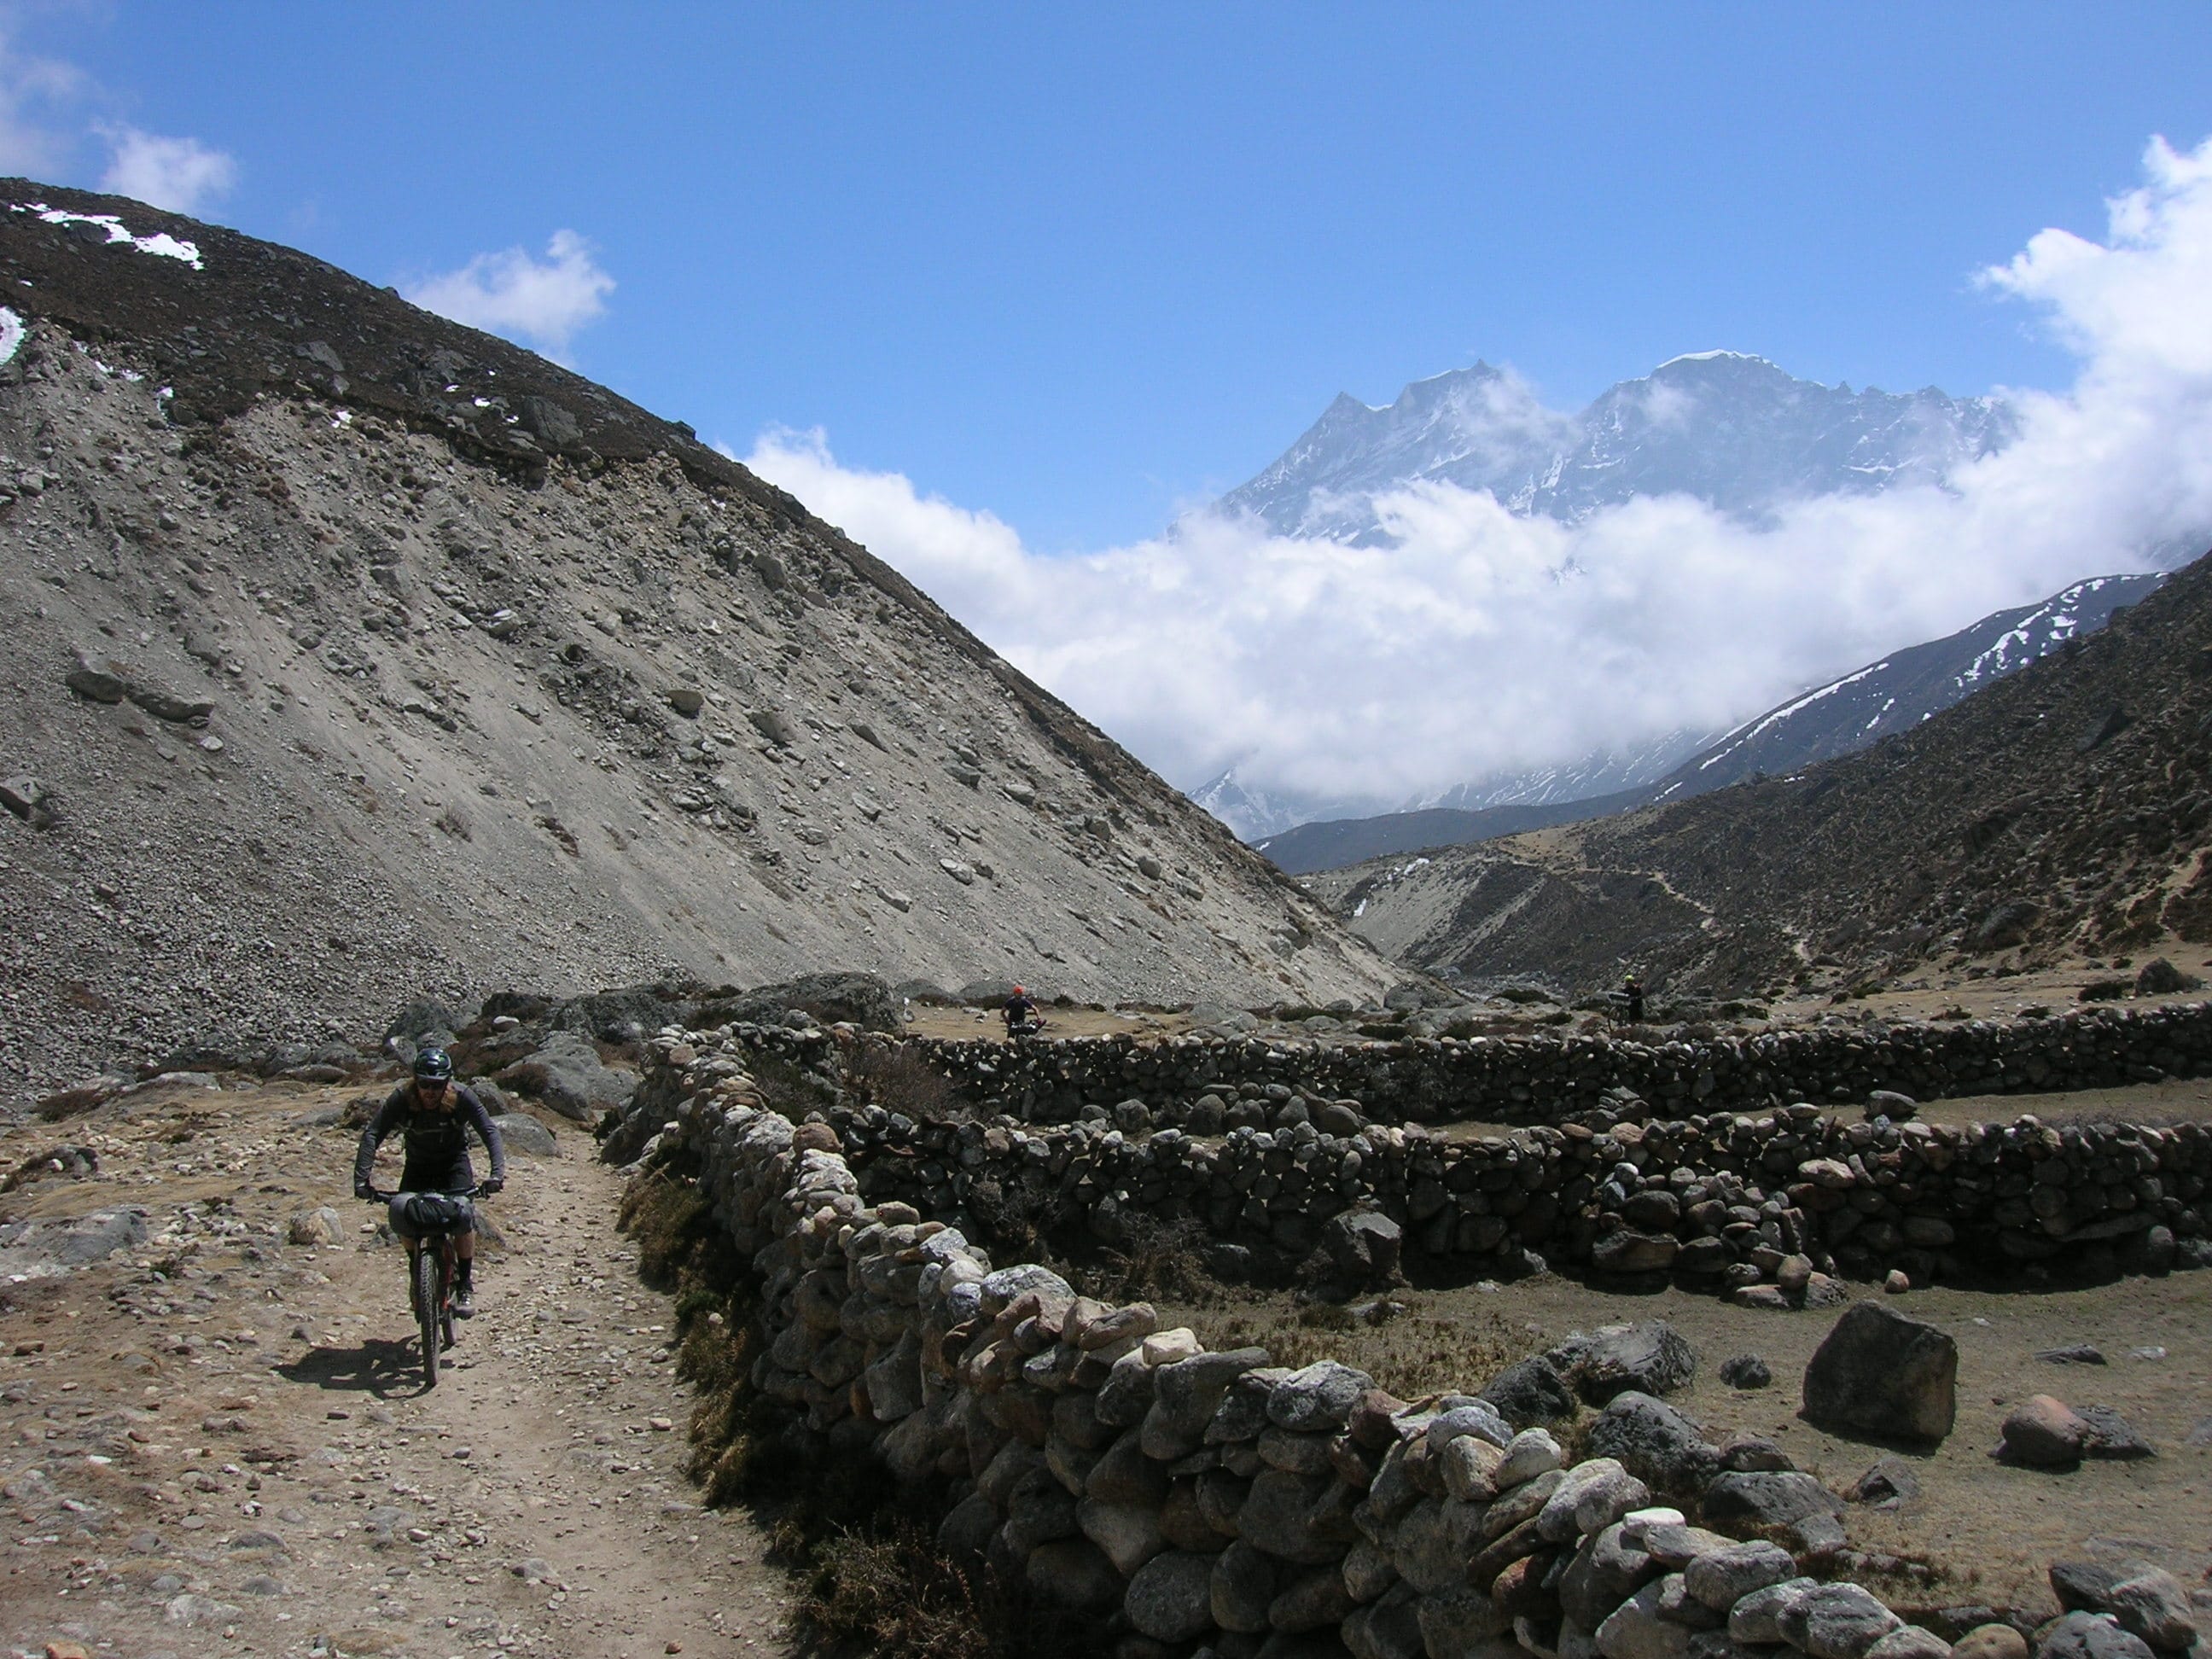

1482,1356,1579,1427
0,1207,148,1278
694,971,901,1032
1554,1321,1698,1405
1801,1303,1957,1445
1324,1209,1404,1287
383,998,463,1062
498,1031,640,1122
489,1114,560,1158
1700,1471,1844,1537
1587,1392,1722,1497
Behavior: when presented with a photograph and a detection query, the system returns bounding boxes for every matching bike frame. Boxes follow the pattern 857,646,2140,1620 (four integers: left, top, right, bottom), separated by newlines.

361,1185,479,1388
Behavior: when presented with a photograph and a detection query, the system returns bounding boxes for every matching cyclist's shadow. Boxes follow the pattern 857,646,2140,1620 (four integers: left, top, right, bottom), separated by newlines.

276,1338,429,1400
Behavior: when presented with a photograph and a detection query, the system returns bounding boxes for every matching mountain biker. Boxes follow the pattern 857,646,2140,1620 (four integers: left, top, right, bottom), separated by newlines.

1002,984,1039,1037
352,1046,506,1316
1623,973,1646,1023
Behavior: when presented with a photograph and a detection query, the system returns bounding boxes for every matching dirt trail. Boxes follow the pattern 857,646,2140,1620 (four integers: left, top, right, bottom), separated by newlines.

0,1080,795,1659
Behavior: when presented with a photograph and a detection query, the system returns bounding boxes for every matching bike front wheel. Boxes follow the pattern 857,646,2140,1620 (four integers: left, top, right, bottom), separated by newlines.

412,1248,442,1388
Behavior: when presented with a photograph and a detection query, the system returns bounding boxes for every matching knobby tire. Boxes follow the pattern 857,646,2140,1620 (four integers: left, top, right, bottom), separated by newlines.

413,1247,442,1388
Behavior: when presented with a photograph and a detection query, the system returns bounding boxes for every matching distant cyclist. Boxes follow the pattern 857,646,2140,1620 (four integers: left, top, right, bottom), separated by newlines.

352,1047,506,1315
1002,984,1041,1038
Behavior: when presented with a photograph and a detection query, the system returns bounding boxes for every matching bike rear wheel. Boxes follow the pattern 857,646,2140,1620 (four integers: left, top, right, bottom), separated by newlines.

412,1247,442,1388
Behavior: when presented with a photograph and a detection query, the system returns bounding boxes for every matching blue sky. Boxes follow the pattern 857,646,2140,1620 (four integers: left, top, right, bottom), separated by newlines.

10,5,2212,806
9,3,2210,550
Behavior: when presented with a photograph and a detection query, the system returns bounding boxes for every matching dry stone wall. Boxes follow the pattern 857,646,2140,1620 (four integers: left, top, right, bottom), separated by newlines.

912,1002,2212,1127
828,1089,2211,1290
643,1030,2015,1659
617,1012,2212,1293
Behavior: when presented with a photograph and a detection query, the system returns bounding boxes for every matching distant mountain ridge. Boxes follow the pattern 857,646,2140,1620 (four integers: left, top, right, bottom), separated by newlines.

1309,547,2212,1000
1251,571,2165,874
1216,351,2016,544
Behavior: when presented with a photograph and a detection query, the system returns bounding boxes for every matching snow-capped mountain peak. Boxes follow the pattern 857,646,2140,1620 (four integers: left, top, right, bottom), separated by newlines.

1213,351,2015,543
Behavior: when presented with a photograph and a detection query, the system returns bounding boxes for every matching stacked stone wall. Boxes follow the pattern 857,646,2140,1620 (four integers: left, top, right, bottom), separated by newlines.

641,1032,2024,1659
828,1091,2210,1289
909,1001,2212,1127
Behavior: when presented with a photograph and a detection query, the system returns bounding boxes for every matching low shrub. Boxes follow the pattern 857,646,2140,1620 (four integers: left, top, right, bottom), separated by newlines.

851,1040,967,1121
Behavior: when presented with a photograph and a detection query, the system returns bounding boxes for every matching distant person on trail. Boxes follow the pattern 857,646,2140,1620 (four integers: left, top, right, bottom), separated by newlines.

352,1047,506,1316
1003,985,1040,1037
1623,973,1646,1023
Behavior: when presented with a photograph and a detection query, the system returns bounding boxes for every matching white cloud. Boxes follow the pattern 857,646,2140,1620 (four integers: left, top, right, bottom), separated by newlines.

0,33,235,215
405,230,614,359
98,125,236,214
0,27,84,177
747,136,2212,807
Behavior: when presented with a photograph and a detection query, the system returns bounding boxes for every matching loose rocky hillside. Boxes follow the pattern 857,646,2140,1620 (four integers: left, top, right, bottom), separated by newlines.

0,181,1390,1093
1314,550,2212,1001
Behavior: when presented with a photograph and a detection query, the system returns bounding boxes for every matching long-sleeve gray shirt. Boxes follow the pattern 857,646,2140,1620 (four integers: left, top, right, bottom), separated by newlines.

352,1083,506,1191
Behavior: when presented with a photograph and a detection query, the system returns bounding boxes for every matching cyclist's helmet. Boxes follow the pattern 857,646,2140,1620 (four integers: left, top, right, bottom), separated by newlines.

1012,986,1026,997
412,1046,456,1084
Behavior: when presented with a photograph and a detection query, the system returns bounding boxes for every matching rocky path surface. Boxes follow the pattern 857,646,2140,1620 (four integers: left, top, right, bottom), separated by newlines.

0,1080,794,1659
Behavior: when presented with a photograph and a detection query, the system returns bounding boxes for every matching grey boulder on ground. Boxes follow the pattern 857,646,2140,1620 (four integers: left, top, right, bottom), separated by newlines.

2102,1567,2199,1651
1586,1391,1721,1496
498,1032,640,1122
2074,1405,2157,1460
1845,1455,1921,1510
383,998,465,1062
284,1206,346,1246
1553,1320,1697,1405
1324,1208,1403,1287
1801,1301,1958,1444
2035,1612,2159,1659
1719,1353,1773,1389
1482,1355,1579,1427
1700,1471,1844,1537
490,1114,560,1158
0,1206,147,1278
698,971,902,1033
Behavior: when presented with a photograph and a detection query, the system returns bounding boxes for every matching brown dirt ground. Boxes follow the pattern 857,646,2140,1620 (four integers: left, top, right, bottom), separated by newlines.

897,959,2212,1057
1767,958,2212,1027
899,1004,1195,1043
0,1081,796,1659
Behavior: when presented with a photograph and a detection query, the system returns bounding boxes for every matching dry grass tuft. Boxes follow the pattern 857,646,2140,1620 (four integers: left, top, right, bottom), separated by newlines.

1167,1293,1550,1400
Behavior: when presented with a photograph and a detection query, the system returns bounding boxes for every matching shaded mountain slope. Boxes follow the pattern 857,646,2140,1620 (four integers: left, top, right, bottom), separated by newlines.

0,182,1389,1091
1314,550,2212,997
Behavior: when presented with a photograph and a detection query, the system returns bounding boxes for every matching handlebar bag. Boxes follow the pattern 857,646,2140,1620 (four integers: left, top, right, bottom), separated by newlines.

400,1192,473,1233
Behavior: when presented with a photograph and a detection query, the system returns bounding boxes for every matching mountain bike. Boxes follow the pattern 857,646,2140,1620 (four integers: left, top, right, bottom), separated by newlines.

358,1185,480,1389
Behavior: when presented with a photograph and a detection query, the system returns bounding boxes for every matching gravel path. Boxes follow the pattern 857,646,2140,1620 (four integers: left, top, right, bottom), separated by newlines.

0,1080,794,1659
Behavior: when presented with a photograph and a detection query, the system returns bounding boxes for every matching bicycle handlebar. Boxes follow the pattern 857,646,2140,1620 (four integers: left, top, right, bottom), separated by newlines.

357,1185,486,1202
